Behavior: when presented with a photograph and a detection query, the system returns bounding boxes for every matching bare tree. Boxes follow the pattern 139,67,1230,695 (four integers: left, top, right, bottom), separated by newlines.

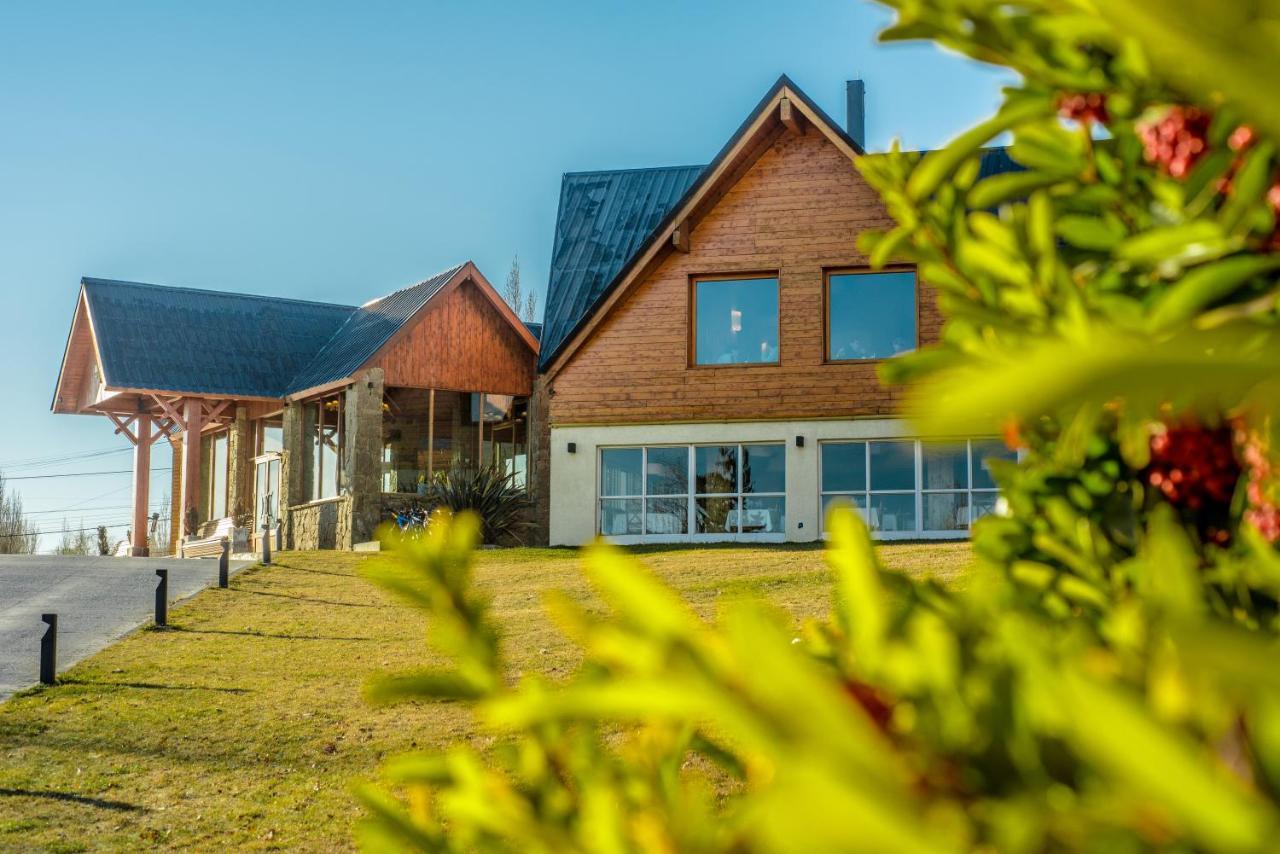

54,518,93,555
0,469,38,554
502,255,540,323
153,496,171,556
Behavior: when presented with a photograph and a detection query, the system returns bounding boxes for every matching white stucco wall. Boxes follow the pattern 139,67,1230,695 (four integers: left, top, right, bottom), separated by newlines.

549,418,921,546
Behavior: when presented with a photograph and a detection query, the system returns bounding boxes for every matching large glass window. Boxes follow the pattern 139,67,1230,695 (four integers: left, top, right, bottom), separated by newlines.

599,447,687,536
821,438,1016,536
201,431,229,520
257,416,283,456
599,443,786,538
313,394,344,500
827,270,916,361
693,276,779,366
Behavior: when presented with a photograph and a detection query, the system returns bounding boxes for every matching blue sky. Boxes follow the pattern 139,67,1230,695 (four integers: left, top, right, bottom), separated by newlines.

0,0,1009,550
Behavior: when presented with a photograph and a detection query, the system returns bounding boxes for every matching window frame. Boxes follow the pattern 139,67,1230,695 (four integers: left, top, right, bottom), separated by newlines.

596,442,787,544
687,271,782,369
819,438,1014,540
822,266,920,364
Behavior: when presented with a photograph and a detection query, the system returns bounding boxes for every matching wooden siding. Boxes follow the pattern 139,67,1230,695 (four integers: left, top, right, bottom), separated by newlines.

547,129,941,425
372,279,536,396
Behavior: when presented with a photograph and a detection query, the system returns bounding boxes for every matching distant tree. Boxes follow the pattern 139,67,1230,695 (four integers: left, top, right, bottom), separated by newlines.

0,469,38,555
96,525,110,556
153,498,171,556
54,519,93,556
502,254,539,323
525,289,538,325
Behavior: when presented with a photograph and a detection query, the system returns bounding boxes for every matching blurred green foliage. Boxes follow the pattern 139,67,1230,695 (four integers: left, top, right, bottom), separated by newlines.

355,1,1280,850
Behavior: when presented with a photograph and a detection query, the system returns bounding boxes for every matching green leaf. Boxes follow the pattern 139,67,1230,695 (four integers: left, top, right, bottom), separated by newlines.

1056,214,1127,251
1149,255,1280,329
365,669,493,704
907,99,1053,202
968,169,1065,210
1061,671,1273,850
1115,221,1235,270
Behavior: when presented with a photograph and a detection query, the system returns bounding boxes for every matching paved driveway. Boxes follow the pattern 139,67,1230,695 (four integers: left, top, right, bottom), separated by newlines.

0,555,252,700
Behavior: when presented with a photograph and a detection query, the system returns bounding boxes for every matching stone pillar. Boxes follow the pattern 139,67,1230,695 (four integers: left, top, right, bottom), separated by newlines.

343,368,385,548
526,376,552,546
227,406,254,526
180,399,204,537
280,400,315,549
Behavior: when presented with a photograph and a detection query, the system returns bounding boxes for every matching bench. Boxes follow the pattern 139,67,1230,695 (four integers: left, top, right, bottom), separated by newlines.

181,518,237,559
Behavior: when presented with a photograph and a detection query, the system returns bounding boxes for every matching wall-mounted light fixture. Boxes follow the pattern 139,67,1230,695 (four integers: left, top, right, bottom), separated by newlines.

567,442,577,454
795,435,805,448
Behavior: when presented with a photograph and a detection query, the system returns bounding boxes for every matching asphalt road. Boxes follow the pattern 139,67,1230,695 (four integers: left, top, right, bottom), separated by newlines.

0,555,251,700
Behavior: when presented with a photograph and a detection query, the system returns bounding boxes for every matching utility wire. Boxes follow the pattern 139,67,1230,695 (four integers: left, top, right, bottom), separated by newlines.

4,467,172,482
0,447,132,470
0,521,130,540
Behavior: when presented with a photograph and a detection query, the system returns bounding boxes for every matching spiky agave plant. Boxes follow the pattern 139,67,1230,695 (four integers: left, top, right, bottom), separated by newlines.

425,465,532,545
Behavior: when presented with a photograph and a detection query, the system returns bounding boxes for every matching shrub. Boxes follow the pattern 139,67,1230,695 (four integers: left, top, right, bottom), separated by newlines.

355,1,1280,850
423,465,532,545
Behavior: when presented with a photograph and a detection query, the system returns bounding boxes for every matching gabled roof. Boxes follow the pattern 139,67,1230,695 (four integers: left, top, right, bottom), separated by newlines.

538,165,703,369
537,75,1026,378
79,277,354,399
57,261,539,409
537,75,867,377
286,264,464,394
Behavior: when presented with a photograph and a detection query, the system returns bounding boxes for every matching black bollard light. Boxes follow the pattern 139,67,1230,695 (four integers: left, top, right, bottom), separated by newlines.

218,538,230,588
39,613,57,685
261,523,272,566
155,569,168,627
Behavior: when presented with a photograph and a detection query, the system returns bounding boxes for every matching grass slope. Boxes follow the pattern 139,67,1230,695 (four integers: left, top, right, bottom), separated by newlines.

0,542,969,852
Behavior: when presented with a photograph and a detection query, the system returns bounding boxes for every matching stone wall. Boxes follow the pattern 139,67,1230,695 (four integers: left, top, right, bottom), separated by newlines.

288,497,348,550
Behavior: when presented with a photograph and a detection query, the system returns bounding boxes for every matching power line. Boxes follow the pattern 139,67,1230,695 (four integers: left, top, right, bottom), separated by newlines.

4,468,172,482
0,521,130,540
0,446,131,469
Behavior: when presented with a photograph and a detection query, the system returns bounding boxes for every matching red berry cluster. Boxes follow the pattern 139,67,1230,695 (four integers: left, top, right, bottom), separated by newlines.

1138,106,1212,179
1058,92,1109,126
1240,431,1280,542
842,679,894,733
1146,423,1241,545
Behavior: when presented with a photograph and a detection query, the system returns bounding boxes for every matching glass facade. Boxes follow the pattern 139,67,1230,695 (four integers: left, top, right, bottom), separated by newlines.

820,438,1016,536
599,444,786,538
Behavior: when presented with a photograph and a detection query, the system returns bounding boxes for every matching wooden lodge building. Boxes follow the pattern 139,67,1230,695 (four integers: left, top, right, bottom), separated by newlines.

52,76,1019,555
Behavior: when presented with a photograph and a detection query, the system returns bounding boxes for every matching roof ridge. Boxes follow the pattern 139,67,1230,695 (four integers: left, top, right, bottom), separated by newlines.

357,262,466,308
562,164,705,179
81,276,356,311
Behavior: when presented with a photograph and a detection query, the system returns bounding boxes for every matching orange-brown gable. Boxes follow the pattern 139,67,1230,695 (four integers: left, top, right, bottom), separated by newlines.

547,129,941,425
371,278,536,396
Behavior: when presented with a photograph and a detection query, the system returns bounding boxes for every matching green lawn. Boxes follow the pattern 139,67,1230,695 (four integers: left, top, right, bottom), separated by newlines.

0,541,969,852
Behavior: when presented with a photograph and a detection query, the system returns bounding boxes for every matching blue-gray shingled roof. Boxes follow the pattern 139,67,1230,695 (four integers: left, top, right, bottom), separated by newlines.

82,278,354,398
539,147,1023,371
537,165,703,370
286,264,464,393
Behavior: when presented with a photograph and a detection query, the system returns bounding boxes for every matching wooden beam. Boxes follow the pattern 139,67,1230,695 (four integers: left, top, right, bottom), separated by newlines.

203,399,233,425
672,220,692,253
779,97,804,135
151,395,187,431
106,412,139,446
427,388,436,482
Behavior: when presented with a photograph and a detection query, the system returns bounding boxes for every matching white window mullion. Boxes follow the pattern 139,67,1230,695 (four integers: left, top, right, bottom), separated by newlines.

914,441,923,535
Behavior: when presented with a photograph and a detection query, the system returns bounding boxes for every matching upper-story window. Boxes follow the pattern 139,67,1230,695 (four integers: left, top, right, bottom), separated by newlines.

826,269,917,361
692,275,779,366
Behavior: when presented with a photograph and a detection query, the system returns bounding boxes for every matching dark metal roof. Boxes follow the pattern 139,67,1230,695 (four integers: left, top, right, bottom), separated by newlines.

537,165,703,370
523,321,543,341
286,264,464,393
81,277,354,398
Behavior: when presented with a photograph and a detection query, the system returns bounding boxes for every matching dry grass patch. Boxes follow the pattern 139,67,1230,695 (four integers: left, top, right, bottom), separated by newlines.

0,541,970,851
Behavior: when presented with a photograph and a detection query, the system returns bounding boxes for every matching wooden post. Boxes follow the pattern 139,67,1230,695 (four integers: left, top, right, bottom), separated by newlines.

131,413,153,556
181,399,204,539
427,389,435,481
477,393,484,468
